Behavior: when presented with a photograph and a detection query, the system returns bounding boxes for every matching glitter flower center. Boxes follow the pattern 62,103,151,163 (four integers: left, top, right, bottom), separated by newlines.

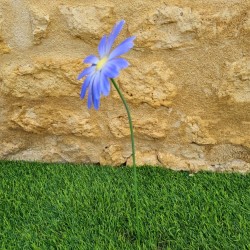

96,57,108,70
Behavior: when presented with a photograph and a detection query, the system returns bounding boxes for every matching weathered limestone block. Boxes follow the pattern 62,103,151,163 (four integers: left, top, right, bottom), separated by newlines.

100,145,127,166
6,142,64,163
55,137,101,163
158,151,211,172
0,9,3,39
199,7,250,40
108,115,169,139
134,117,169,139
30,8,50,45
212,160,250,173
0,133,101,163
181,116,217,145
108,116,130,138
1,59,82,98
157,144,213,172
0,9,10,54
127,150,159,166
158,148,250,173
243,10,250,35
130,5,201,50
157,151,186,170
10,105,101,137
59,4,115,42
216,57,250,103
116,60,176,107
212,125,250,150
7,0,33,49
0,141,26,158
206,144,250,165
0,42,9,54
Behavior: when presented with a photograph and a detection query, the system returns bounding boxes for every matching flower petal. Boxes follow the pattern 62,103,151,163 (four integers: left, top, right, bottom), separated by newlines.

87,84,93,109
102,61,120,78
98,35,108,58
109,36,136,60
90,71,101,110
84,55,99,64
77,66,95,80
100,71,110,96
92,71,101,101
80,75,92,99
109,58,129,70
106,20,125,54
87,75,96,109
80,73,94,99
93,95,100,110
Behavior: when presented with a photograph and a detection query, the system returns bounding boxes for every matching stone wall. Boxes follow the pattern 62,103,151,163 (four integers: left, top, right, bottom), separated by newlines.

0,0,249,172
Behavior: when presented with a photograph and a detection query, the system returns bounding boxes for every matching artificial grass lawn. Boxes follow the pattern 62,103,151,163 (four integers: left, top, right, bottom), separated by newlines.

0,161,249,249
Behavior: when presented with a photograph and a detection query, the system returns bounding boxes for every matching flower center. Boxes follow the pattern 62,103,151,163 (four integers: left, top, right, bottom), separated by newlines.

96,57,108,70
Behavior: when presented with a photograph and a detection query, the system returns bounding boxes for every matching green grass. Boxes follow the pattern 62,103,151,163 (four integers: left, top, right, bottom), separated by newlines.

0,161,249,249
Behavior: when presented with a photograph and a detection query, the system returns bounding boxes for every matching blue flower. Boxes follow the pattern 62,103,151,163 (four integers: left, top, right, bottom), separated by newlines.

78,20,135,110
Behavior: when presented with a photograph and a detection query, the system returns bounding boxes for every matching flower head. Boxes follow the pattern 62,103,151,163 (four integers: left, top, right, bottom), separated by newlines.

78,20,135,110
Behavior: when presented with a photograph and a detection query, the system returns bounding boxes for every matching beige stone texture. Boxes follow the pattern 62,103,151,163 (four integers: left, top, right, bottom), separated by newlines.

0,8,10,54
129,5,201,50
100,145,127,166
117,60,176,107
30,8,50,45
215,57,250,103
59,4,116,44
0,0,249,172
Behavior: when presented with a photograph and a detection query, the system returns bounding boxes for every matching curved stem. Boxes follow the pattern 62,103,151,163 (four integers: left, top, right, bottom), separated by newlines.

111,78,136,166
110,78,139,246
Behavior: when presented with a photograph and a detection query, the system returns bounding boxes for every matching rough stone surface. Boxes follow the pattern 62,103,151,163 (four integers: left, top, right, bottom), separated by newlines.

100,145,127,166
1,59,82,98
129,5,201,50
0,8,10,54
118,60,176,107
10,104,101,137
0,0,249,172
30,8,50,45
59,4,115,43
215,57,250,103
